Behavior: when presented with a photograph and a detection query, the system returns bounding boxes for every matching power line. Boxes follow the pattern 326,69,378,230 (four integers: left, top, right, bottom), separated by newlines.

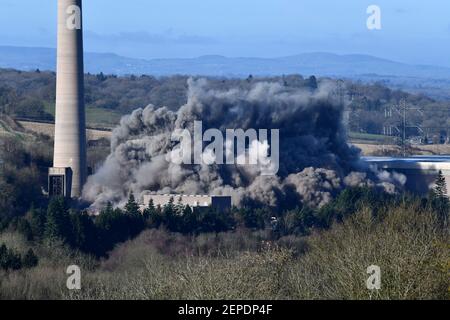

384,99,424,157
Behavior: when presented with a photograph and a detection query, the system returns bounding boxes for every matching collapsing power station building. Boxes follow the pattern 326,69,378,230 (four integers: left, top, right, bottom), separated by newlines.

364,156,450,196
49,0,87,198
142,195,232,212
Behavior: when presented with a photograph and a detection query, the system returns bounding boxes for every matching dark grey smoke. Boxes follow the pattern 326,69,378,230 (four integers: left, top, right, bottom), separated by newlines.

82,78,404,209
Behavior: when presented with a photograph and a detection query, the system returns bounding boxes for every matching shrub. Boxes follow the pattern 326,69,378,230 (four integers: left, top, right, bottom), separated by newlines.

0,244,22,271
287,202,449,299
22,249,39,268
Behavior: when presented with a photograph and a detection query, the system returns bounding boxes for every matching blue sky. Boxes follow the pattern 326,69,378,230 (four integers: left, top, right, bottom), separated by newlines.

1,0,450,66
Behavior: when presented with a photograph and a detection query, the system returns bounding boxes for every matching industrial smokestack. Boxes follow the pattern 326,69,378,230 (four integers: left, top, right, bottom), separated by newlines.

49,0,87,198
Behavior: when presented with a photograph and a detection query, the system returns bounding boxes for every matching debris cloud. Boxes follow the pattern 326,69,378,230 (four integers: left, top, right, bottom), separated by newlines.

83,79,404,209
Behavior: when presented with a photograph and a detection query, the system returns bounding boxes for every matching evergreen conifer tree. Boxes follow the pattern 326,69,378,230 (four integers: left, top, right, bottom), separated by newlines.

434,170,448,199
22,249,38,268
44,196,71,242
125,192,140,216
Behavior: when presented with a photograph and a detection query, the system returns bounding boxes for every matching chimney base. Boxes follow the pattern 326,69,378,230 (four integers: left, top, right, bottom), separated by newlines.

48,167,72,198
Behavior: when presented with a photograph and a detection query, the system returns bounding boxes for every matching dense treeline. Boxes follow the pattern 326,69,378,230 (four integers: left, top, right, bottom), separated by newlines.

0,68,189,121
68,202,448,300
11,195,145,256
0,191,448,300
0,244,38,271
3,68,449,140
5,181,449,260
0,117,110,225
345,81,450,142
0,134,50,228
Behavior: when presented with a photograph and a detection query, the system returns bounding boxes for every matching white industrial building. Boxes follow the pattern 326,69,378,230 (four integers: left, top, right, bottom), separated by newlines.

363,156,450,196
142,194,232,212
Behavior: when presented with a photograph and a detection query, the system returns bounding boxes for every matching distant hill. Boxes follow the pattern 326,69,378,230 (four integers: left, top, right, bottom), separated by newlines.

2,45,450,79
3,45,450,100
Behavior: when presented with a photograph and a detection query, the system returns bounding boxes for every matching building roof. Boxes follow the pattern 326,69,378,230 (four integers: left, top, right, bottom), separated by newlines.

362,156,450,171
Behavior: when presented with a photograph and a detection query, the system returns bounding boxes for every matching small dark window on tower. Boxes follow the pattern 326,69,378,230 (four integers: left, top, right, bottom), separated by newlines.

50,175,65,197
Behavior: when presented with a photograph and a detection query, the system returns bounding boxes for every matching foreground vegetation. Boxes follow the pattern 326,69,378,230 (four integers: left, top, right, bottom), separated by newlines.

0,196,448,300
0,124,449,300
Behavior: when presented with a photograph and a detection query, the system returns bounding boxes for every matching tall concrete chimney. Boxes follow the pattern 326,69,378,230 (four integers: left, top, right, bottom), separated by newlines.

49,0,86,198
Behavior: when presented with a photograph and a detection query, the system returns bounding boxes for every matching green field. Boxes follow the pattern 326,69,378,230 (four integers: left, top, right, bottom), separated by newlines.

0,118,34,141
43,102,121,128
348,132,395,144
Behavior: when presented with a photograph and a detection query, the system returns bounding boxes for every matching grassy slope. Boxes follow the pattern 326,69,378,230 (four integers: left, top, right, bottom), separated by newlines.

43,102,121,128
0,116,34,141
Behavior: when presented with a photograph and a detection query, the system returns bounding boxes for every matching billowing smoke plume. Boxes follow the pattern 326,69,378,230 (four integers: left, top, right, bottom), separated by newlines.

82,78,404,209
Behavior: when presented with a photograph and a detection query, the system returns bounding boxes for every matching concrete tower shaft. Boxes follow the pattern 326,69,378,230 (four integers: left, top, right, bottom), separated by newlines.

52,0,86,198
